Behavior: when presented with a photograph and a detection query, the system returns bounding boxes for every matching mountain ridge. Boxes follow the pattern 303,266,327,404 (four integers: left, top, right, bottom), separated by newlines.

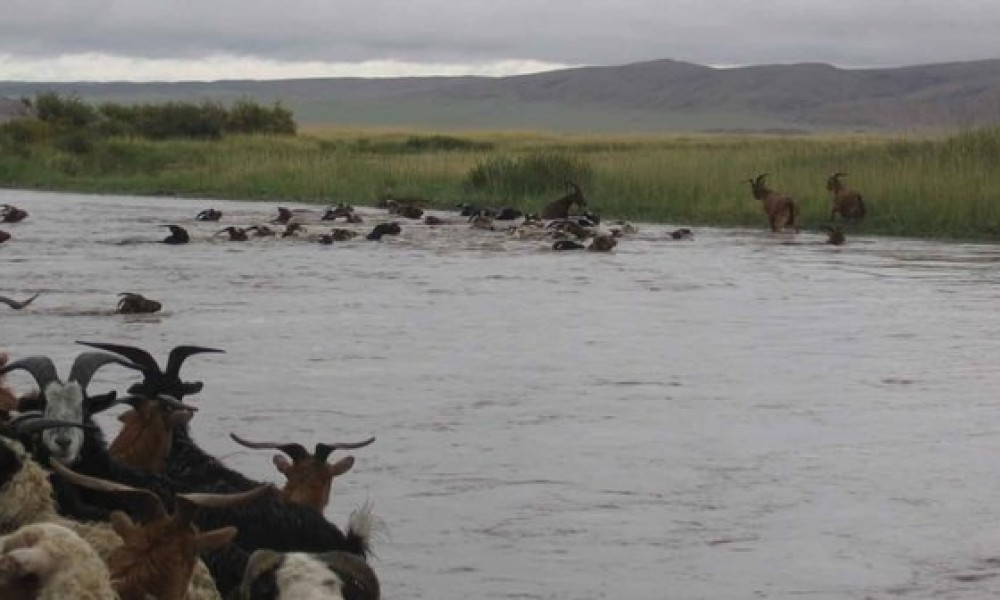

2,57,999,132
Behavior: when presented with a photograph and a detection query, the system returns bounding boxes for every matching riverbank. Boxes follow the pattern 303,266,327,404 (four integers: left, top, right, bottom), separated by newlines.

2,126,999,241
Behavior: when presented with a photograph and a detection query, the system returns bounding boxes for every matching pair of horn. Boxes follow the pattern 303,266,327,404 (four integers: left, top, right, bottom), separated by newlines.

230,433,376,462
50,460,270,523
75,342,223,400
1,412,96,437
0,353,141,398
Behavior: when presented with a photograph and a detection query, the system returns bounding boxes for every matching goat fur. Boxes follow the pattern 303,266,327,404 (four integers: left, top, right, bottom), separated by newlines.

0,438,222,600
0,522,115,600
747,174,799,232
826,173,866,221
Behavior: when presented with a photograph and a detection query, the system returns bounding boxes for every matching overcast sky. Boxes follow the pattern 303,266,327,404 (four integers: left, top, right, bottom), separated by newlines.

2,0,999,81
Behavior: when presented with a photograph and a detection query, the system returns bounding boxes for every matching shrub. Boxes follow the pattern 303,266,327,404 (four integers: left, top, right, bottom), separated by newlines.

226,99,296,135
32,92,98,128
0,118,52,145
402,135,493,152
465,153,593,198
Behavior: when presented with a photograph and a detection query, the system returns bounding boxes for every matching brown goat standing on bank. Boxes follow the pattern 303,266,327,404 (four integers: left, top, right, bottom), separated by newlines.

746,173,799,232
541,182,586,220
826,172,866,221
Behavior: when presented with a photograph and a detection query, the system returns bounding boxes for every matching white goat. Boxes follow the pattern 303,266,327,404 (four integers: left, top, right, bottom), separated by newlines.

0,353,138,465
0,522,115,599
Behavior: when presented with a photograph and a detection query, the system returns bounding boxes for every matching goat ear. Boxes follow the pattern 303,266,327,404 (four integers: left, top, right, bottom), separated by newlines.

196,527,237,552
273,454,292,474
110,511,144,545
328,455,355,477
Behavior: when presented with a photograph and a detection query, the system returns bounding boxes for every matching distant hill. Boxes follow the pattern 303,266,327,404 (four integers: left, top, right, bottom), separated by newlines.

2,58,1000,132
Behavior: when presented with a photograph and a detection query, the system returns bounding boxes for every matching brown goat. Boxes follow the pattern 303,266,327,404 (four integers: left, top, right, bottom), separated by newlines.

109,396,197,473
541,181,586,220
230,433,376,512
52,461,270,600
587,234,618,252
386,201,424,220
826,172,866,221
746,173,799,232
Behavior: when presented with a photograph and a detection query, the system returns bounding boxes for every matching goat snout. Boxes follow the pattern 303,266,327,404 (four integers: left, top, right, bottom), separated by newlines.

55,436,72,451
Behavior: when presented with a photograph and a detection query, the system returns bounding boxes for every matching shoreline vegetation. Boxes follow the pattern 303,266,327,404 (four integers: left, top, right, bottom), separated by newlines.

2,93,1000,241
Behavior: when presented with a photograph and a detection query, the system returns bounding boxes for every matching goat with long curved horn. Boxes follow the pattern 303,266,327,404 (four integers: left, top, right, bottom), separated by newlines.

0,352,140,465
75,342,223,401
745,173,799,232
110,394,198,472
51,460,271,600
230,433,376,512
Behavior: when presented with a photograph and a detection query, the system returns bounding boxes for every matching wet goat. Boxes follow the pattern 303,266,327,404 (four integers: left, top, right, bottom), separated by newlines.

541,182,586,220
163,225,190,245
195,209,222,222
826,172,866,221
0,204,28,223
746,173,799,232
116,292,162,315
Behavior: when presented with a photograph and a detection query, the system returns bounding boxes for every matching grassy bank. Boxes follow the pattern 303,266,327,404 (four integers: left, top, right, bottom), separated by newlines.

2,125,1000,241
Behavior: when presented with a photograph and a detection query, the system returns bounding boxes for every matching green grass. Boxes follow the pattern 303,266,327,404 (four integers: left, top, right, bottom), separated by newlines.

2,126,1000,240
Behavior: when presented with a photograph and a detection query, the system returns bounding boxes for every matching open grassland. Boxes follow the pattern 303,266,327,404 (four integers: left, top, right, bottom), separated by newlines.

2,125,1000,240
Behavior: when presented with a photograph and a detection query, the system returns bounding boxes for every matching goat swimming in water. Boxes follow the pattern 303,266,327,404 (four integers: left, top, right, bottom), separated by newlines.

162,225,190,245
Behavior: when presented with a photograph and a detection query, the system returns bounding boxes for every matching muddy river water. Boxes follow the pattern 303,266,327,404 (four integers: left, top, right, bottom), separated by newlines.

2,189,1000,599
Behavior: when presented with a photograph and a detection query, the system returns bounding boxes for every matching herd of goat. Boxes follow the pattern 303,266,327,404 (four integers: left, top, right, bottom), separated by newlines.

0,171,866,249
0,172,866,597
0,344,378,599
0,173,862,315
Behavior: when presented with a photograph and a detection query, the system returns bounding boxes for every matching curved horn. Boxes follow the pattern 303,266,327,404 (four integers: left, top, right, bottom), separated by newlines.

754,173,769,185
0,293,40,310
229,433,308,462
48,460,166,520
68,352,141,392
314,436,377,462
5,413,94,436
0,356,60,391
165,346,224,378
119,394,198,412
75,342,161,374
175,484,272,524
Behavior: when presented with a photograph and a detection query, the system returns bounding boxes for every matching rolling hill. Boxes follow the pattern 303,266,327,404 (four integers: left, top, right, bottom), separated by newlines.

2,58,1000,132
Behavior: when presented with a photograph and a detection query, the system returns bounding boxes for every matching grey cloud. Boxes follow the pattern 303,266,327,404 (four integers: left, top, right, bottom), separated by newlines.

1,0,999,67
